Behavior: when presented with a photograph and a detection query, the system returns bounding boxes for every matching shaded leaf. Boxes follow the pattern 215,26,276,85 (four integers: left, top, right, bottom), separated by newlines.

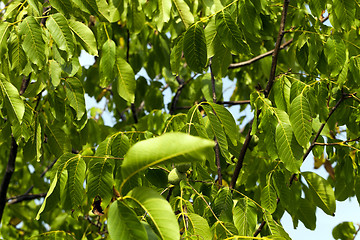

183,23,207,73
64,77,86,120
302,171,336,216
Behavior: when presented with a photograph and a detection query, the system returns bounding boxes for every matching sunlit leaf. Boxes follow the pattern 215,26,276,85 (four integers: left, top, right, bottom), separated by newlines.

99,39,116,87
64,77,86,120
261,185,277,214
158,0,171,31
69,19,98,56
173,0,194,28
115,56,136,103
233,198,257,236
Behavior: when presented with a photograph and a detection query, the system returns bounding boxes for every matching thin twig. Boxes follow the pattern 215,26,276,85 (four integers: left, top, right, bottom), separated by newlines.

7,193,46,205
216,100,250,105
169,75,197,115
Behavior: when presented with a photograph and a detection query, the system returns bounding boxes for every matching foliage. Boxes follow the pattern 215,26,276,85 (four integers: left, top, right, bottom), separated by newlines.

0,0,359,239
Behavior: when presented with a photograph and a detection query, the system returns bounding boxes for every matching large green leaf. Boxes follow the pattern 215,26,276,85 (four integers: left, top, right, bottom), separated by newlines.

64,77,86,120
49,0,73,16
121,133,214,188
49,60,62,87
233,198,257,236
324,35,346,76
170,34,184,74
183,23,207,73
332,0,355,31
302,171,336,216
18,16,46,68
204,18,218,58
8,31,27,72
0,22,10,56
289,94,312,148
263,212,291,240
45,125,70,158
213,188,233,222
46,13,74,60
68,19,98,56
115,56,136,103
275,111,303,173
185,213,212,239
215,10,249,54
97,0,121,23
108,200,147,240
99,39,116,87
28,230,76,239
172,0,194,28
261,185,277,214
158,0,171,31
297,198,316,230
0,75,25,124
202,104,230,160
87,138,115,209
126,187,180,240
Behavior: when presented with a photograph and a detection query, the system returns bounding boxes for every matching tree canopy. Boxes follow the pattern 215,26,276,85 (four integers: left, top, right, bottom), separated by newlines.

0,0,360,239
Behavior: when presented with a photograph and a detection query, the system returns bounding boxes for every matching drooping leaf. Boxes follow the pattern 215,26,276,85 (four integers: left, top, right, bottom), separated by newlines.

170,34,184,74
183,23,207,73
45,125,70,158
108,200,147,240
233,198,257,236
128,2,145,34
19,16,46,68
49,0,73,16
8,31,27,72
324,35,346,76
332,0,355,31
302,171,336,216
46,13,74,60
261,185,277,214
173,0,194,28
115,56,136,103
275,111,303,173
64,77,86,120
215,10,250,54
213,188,233,222
186,213,212,239
49,60,62,87
0,76,25,125
35,173,60,220
99,39,116,87
0,22,10,56
289,94,312,148
68,19,98,56
158,0,171,31
204,18,218,58
297,198,316,230
121,133,214,187
263,212,291,240
126,187,180,240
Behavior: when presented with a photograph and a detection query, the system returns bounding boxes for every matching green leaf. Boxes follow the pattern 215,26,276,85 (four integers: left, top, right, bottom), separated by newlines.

204,18,218,58
8,31,27,72
49,0,73,16
64,77,86,120
108,200,147,240
275,111,303,173
324,35,346,77
45,125,70,158
261,185,277,214
115,56,136,103
0,22,10,56
183,23,207,73
158,0,171,31
302,171,336,216
128,3,145,34
263,212,291,240
121,133,214,188
332,222,356,240
46,13,74,60
64,155,86,209
49,60,62,87
215,10,250,54
170,34,184,74
87,138,115,209
233,198,257,236
99,39,116,87
28,230,76,239
68,19,98,56
36,173,60,220
213,188,233,222
289,94,312,148
126,187,180,240
332,0,355,31
173,0,194,28
186,213,212,239
0,75,25,124
35,121,42,162
202,104,230,160
297,198,316,230
19,16,46,68
97,0,121,23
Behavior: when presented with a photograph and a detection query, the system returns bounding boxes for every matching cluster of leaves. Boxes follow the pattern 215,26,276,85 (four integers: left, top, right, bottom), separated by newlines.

0,0,360,239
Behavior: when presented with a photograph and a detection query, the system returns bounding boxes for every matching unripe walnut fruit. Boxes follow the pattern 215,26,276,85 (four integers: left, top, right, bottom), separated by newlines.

175,162,191,173
168,168,186,185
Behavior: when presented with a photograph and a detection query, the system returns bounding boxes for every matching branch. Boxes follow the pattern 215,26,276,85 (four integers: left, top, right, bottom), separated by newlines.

7,193,46,205
289,94,348,185
169,75,196,115
228,39,293,69
216,100,250,105
228,15,329,70
0,137,18,222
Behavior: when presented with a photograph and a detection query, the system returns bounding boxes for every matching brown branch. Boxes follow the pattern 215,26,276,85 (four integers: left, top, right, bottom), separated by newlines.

290,94,349,185
169,76,196,115
19,74,31,95
228,39,293,69
7,193,46,205
0,138,18,222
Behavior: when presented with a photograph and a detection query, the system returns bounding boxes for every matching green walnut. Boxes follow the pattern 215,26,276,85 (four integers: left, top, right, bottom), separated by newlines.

168,168,187,185
175,162,191,173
